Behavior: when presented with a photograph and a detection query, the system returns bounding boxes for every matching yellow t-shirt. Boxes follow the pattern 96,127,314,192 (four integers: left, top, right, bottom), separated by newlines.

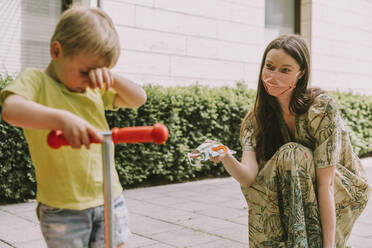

0,68,123,210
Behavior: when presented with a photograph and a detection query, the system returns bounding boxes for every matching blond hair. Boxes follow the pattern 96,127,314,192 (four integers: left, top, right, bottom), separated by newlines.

51,5,120,68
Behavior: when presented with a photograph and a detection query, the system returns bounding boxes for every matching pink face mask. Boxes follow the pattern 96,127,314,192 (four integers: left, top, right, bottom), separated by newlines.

261,68,300,97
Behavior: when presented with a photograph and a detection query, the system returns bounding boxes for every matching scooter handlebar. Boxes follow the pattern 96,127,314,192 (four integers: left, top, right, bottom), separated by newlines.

47,123,169,149
111,123,169,145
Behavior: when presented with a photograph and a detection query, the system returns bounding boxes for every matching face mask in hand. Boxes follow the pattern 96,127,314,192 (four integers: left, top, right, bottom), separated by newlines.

261,68,300,97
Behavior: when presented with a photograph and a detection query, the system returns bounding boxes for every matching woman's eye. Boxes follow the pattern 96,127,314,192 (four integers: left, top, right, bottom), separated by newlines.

281,68,291,73
81,71,89,76
265,64,273,70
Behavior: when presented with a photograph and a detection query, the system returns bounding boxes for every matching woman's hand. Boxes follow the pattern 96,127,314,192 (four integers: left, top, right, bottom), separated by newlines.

190,139,227,163
188,138,259,187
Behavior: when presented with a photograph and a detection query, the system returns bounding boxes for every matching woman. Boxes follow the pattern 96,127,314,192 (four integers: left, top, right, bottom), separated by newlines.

194,34,370,247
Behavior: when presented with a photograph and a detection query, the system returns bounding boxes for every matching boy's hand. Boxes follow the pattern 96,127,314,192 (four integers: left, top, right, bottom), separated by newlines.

89,67,114,91
60,111,104,149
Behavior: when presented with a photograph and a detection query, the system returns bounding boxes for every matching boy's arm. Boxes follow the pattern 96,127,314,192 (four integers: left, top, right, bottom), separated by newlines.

88,68,147,109
2,94,103,148
2,94,64,130
111,73,146,108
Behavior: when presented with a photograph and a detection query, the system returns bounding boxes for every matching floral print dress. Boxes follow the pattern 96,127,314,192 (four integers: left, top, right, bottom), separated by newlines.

241,94,370,248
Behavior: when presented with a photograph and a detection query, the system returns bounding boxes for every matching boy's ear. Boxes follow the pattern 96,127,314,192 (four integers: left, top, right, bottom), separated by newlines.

50,41,63,60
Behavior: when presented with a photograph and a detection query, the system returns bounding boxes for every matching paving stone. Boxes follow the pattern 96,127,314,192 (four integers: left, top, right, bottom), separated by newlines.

194,205,247,221
170,201,212,212
130,213,183,236
144,208,194,223
0,160,371,247
0,201,37,214
347,235,372,248
141,242,176,248
13,239,47,248
0,241,13,248
348,221,372,238
217,198,248,209
211,225,249,244
188,239,247,248
125,233,159,248
178,215,241,233
229,214,249,225
0,223,42,245
144,195,191,207
149,228,219,247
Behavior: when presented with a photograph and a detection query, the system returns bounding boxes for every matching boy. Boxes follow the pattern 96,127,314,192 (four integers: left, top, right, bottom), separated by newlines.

0,5,146,248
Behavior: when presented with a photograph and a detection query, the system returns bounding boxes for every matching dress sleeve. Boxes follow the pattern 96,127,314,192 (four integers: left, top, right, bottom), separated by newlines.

308,94,343,169
241,113,256,152
0,68,41,105
100,87,119,111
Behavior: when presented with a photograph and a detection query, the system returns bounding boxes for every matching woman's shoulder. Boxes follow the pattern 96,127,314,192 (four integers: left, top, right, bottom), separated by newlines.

307,92,339,122
309,92,338,112
244,110,256,126
312,92,335,106
240,109,255,135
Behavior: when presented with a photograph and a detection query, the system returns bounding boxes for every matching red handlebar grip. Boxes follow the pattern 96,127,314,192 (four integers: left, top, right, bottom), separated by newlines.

47,124,169,148
47,130,100,149
47,130,69,149
111,123,169,144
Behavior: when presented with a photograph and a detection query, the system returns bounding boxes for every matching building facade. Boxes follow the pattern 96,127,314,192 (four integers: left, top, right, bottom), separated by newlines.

1,0,371,94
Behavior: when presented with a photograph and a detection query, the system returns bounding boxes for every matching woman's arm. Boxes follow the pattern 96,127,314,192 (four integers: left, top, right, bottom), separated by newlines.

212,150,259,187
316,165,336,248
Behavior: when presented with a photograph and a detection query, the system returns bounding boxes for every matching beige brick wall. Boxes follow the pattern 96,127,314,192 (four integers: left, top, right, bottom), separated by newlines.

106,0,372,94
310,0,372,95
104,0,265,88
1,0,371,95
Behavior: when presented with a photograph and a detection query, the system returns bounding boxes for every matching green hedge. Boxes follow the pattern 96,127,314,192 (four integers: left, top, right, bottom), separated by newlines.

0,75,371,203
329,92,372,157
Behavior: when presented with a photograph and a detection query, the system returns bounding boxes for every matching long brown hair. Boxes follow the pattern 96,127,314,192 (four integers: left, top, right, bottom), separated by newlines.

240,34,323,164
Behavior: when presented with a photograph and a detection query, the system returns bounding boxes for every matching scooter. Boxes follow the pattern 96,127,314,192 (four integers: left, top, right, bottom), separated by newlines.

47,123,169,248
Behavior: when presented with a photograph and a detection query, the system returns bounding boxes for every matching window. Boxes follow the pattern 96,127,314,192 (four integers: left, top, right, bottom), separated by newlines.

265,0,301,43
62,0,101,10
62,0,73,12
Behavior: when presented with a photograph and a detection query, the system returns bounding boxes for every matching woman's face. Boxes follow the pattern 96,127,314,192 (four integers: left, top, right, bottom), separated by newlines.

264,48,301,76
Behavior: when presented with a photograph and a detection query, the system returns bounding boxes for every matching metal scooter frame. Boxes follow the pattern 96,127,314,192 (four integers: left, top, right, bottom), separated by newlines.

102,132,114,248
47,124,169,248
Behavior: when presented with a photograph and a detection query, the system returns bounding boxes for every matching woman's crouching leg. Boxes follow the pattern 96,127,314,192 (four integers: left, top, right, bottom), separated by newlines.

241,142,322,248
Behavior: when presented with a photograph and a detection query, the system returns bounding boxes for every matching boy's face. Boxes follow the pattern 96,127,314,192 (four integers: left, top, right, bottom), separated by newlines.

51,42,107,93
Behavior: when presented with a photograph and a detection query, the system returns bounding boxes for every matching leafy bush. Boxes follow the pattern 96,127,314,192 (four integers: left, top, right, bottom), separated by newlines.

0,74,37,202
0,75,371,202
330,91,372,157
105,84,256,187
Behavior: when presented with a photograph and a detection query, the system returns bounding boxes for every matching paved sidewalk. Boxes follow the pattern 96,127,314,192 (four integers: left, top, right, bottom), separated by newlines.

1,158,371,248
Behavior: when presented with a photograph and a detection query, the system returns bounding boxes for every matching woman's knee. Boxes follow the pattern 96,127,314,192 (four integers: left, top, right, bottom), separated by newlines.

274,142,314,171
277,142,312,159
